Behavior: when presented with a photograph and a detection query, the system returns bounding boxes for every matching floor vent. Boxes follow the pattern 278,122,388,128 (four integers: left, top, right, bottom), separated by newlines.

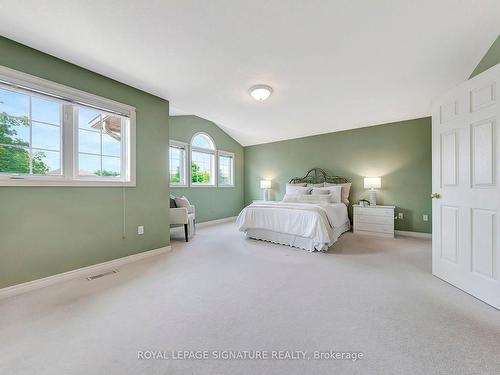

86,269,119,281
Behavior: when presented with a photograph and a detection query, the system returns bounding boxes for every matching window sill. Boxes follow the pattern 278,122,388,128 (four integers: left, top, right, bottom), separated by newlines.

170,184,188,188
0,178,136,187
191,184,217,188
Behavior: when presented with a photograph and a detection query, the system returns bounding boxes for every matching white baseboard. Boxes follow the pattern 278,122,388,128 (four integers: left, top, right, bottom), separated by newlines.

0,245,171,300
170,216,237,234
395,230,432,239
197,216,237,228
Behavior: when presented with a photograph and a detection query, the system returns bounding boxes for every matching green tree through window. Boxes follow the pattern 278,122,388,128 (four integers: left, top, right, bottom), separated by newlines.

0,112,49,174
191,162,209,183
170,165,181,183
95,169,120,177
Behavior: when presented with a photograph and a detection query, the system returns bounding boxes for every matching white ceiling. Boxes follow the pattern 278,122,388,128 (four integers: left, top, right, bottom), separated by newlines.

0,1,499,146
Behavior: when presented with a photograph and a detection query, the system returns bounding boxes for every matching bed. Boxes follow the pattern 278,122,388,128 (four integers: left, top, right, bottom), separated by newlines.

236,168,351,252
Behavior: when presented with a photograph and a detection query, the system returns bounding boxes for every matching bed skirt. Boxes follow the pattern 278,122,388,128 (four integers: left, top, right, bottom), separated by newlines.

245,220,350,252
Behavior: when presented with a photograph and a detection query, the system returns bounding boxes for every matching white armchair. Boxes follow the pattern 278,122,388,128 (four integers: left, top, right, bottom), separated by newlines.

170,205,195,242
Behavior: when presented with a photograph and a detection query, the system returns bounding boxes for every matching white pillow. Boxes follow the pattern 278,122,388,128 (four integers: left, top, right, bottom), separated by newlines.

285,184,312,195
311,188,331,195
325,182,351,205
319,185,342,203
174,196,194,213
283,194,333,204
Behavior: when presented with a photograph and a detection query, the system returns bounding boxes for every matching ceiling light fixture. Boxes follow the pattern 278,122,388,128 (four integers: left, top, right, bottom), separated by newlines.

249,84,273,101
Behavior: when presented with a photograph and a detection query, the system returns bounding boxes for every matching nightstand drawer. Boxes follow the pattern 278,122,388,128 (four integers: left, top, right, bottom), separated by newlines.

354,207,394,217
354,222,394,234
355,215,394,225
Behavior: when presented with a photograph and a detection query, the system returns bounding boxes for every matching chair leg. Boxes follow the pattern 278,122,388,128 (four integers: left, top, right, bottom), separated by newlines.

184,224,188,242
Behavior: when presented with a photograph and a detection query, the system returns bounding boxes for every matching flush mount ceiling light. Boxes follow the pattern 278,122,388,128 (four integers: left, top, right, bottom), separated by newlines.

249,84,273,101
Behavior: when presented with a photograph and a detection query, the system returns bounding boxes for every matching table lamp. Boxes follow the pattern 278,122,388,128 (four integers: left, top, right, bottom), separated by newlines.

260,180,271,201
364,177,381,206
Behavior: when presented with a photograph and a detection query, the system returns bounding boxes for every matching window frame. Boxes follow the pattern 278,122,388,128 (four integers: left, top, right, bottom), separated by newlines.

190,132,216,188
0,66,136,187
169,140,188,187
217,150,235,187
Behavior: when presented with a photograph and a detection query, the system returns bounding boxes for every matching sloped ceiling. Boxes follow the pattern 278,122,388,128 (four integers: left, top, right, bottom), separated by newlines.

0,0,499,145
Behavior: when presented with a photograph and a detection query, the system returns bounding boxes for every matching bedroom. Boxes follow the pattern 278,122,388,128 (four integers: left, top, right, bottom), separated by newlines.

0,1,499,375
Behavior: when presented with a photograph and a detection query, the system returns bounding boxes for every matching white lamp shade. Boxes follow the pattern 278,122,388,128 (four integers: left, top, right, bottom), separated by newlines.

364,177,381,189
260,180,271,189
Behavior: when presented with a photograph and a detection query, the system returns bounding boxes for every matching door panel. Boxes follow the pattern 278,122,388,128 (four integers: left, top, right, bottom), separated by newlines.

471,209,497,280
441,206,459,263
432,63,500,310
470,82,495,112
470,119,495,187
440,131,458,186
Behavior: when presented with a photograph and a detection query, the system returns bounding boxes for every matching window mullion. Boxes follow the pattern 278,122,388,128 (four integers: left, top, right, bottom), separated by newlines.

121,116,126,180
28,96,33,174
62,104,74,180
99,115,103,174
214,150,217,187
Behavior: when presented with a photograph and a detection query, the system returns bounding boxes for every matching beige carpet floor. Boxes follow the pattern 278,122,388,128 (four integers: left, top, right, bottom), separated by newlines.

1,222,499,375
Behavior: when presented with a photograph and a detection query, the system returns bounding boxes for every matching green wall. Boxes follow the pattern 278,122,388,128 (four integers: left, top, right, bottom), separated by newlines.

169,116,244,222
470,34,500,78
244,118,432,233
0,37,170,288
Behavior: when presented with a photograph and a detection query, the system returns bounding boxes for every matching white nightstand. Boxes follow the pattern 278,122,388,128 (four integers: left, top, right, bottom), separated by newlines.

353,205,395,238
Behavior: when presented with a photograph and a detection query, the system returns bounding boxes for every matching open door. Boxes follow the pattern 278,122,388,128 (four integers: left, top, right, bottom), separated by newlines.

432,63,500,310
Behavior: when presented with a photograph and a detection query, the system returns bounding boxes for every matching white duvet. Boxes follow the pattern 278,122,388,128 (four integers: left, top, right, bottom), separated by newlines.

236,201,349,248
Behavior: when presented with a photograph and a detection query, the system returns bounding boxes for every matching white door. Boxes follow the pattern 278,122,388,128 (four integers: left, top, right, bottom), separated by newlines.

432,63,500,310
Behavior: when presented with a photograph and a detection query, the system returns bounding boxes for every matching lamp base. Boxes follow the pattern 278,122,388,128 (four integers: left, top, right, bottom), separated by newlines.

263,189,270,201
369,189,377,206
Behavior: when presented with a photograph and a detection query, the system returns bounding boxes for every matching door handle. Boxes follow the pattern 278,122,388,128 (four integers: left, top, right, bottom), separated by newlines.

431,192,441,199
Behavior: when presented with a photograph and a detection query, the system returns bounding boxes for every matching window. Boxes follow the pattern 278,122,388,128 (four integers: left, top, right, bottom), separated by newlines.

190,133,215,186
0,66,135,186
169,133,236,188
218,151,234,186
77,107,126,178
0,87,62,176
169,141,187,186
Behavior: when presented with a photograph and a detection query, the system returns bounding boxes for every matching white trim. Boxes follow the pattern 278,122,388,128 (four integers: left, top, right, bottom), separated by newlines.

0,65,135,115
196,216,237,227
395,230,432,239
0,65,136,187
170,216,236,235
0,245,171,300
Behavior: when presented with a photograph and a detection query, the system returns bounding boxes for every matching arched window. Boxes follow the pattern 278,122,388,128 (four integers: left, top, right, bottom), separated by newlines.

191,132,216,186
191,133,215,150
169,131,234,188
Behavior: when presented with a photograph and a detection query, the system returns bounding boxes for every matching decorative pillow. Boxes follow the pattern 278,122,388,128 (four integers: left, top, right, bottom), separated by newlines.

306,183,325,187
319,185,342,203
169,194,177,208
311,188,331,195
285,184,312,195
325,182,351,205
283,194,333,204
174,196,194,213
